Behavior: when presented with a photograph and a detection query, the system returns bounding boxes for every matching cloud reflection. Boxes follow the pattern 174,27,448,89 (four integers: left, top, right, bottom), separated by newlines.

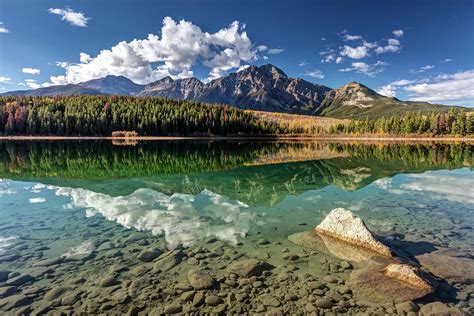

57,187,257,248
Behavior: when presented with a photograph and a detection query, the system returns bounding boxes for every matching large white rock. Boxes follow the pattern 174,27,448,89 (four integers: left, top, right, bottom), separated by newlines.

315,208,392,257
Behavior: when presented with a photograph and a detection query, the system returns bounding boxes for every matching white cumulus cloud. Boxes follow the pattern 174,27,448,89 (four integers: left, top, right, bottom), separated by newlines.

321,54,335,63
404,69,474,103
376,85,397,97
338,61,387,77
411,64,435,73
375,38,401,54
0,22,9,33
343,34,362,41
22,68,40,75
304,70,325,79
339,43,372,59
48,7,90,27
392,29,404,37
0,76,11,83
376,79,416,97
48,17,272,84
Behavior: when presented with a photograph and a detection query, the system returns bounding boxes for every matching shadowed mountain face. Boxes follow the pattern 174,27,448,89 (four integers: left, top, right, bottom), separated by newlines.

1,64,461,118
1,140,471,206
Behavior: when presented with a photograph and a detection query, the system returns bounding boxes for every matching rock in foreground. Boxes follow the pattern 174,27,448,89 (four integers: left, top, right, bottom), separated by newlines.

315,208,392,257
288,231,383,262
383,263,433,290
416,247,474,284
349,263,434,304
226,259,274,277
187,270,215,290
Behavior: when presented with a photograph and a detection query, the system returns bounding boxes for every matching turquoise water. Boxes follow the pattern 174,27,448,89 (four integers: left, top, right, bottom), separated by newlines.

0,140,473,314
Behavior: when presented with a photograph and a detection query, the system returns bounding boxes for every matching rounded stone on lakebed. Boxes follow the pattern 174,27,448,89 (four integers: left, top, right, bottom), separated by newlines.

226,259,274,277
187,270,215,290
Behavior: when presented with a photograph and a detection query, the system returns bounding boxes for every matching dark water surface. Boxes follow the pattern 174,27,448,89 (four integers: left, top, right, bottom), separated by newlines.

0,140,473,314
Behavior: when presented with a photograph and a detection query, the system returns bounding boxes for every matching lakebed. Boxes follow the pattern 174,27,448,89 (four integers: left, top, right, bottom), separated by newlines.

0,140,473,315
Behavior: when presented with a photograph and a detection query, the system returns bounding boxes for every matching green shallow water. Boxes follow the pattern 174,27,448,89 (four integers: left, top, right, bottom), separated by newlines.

0,140,473,314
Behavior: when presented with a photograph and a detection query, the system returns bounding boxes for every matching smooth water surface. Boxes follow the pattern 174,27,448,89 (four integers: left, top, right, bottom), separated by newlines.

0,140,473,314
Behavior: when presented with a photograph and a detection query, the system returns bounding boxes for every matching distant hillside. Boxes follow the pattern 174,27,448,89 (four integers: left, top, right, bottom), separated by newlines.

248,110,349,134
319,82,456,119
2,64,469,119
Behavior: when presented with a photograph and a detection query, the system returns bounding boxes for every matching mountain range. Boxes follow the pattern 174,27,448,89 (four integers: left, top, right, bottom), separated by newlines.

2,64,463,119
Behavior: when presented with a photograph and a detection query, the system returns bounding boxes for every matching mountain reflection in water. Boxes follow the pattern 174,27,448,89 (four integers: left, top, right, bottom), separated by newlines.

0,140,471,206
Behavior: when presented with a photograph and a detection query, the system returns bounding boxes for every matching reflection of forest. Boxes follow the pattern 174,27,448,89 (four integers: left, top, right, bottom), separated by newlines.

0,140,472,205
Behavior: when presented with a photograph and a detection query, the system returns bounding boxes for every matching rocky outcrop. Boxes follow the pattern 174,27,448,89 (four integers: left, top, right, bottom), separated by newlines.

196,64,332,114
315,208,392,257
140,77,204,99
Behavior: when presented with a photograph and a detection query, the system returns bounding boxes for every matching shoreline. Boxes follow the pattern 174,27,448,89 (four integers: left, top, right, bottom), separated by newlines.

0,135,473,142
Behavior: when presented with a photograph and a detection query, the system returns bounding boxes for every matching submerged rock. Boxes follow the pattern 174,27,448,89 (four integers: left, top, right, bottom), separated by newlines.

415,247,474,284
395,301,419,313
226,259,274,277
137,249,162,262
419,302,462,315
163,303,182,314
100,276,119,287
153,250,184,273
205,295,221,306
0,286,18,298
44,286,71,301
315,208,392,258
349,263,434,304
187,270,215,290
258,294,281,307
5,274,34,286
32,257,64,267
0,271,8,283
383,263,433,290
0,293,30,311
288,231,385,262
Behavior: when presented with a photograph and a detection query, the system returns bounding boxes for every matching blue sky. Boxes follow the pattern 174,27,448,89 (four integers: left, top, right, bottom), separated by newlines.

0,0,473,105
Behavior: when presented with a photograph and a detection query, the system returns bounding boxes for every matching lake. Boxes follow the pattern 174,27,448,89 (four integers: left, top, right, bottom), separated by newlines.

0,140,473,314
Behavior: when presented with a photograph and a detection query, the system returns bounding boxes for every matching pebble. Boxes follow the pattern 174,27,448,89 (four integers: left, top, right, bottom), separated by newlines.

44,286,70,301
180,291,195,302
137,249,161,262
192,291,204,306
259,294,281,307
257,239,271,245
315,297,335,309
227,259,273,277
6,274,34,286
0,286,17,297
284,293,298,301
100,276,119,287
205,295,221,306
340,261,353,270
0,293,30,310
0,271,9,282
163,303,182,314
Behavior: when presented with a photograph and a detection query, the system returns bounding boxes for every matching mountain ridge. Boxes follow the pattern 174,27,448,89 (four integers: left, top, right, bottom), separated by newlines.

2,64,466,119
